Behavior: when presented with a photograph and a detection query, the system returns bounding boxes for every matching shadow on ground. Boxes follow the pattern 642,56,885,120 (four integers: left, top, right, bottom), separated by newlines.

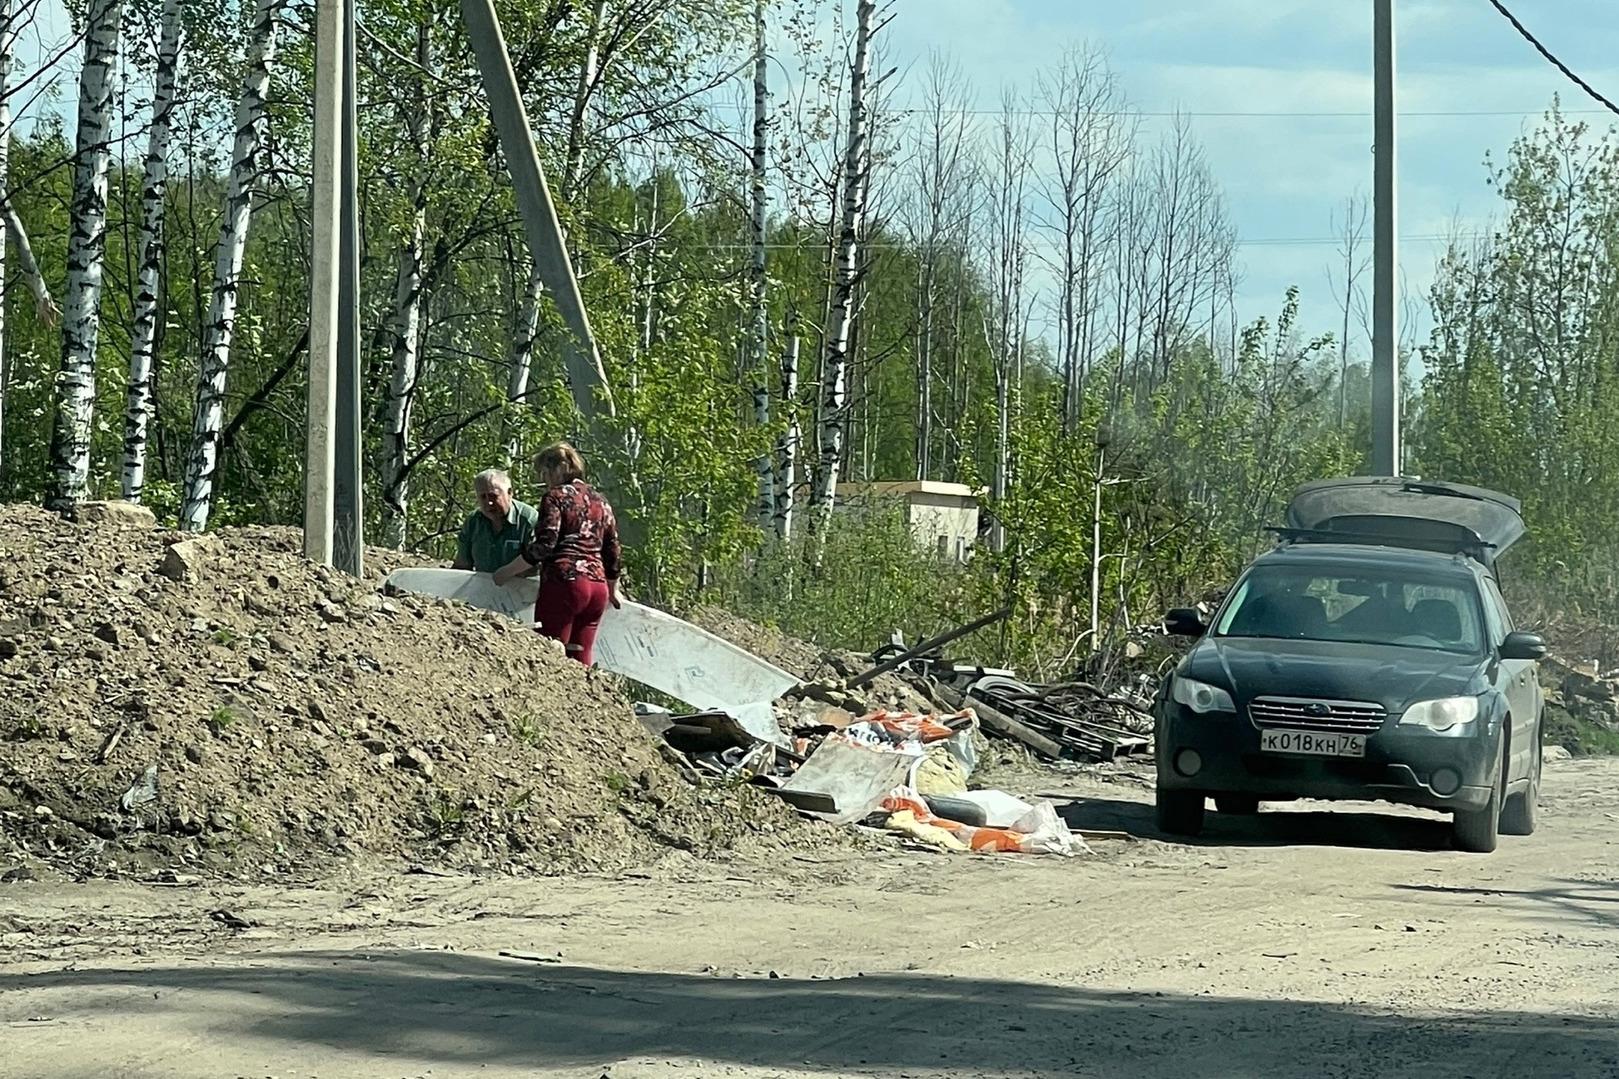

4,953,1617,1076
1058,795,1456,852
1394,877,1619,930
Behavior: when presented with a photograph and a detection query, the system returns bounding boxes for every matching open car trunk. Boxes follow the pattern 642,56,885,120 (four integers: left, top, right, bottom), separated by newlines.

1284,477,1525,565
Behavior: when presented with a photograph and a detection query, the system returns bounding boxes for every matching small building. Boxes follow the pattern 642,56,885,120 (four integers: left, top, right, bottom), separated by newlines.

834,480,984,562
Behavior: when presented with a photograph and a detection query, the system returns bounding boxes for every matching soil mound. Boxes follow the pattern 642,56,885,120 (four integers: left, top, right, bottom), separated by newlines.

0,505,824,881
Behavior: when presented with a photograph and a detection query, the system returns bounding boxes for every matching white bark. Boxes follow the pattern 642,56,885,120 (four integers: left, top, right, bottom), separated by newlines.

774,333,799,542
380,21,431,549
1037,47,1131,432
0,197,57,323
46,0,121,510
563,0,608,198
811,0,876,540
749,0,773,528
0,0,11,471
180,0,281,531
121,0,184,503
986,92,1031,553
503,268,543,465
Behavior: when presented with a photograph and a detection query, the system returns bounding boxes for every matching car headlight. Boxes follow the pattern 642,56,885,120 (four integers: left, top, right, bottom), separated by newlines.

1172,676,1235,715
1398,696,1480,732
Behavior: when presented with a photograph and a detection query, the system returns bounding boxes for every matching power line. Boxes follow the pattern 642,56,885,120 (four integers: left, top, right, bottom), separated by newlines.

1486,0,1619,118
712,100,1609,120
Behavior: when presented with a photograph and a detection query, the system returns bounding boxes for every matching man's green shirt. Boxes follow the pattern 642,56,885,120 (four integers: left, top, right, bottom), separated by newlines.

456,499,539,572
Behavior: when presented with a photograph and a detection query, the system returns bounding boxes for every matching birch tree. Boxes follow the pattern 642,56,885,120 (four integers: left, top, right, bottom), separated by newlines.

1328,193,1370,428
121,0,184,503
983,89,1033,553
1037,46,1131,431
775,332,799,541
907,53,972,480
46,0,122,510
180,0,282,531
379,18,431,549
811,0,880,543
748,0,773,526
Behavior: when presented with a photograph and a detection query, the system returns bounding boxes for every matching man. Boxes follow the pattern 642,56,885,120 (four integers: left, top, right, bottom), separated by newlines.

453,468,540,574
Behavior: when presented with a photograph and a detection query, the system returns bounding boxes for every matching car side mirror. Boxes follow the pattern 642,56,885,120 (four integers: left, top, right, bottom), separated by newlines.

1165,608,1208,637
1499,631,1547,662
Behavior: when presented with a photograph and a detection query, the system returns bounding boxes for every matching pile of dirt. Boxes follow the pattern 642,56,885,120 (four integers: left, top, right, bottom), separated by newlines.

0,504,834,882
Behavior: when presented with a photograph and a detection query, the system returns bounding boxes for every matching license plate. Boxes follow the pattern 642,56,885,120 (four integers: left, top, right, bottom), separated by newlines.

1260,728,1366,758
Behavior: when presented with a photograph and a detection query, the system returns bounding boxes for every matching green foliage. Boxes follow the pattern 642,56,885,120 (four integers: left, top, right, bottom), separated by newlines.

1413,102,1619,630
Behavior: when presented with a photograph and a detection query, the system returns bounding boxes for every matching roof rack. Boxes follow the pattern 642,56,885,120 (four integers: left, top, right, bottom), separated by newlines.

1265,526,1496,562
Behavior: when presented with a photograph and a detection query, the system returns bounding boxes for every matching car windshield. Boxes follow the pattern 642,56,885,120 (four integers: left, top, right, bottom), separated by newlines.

1213,564,1486,654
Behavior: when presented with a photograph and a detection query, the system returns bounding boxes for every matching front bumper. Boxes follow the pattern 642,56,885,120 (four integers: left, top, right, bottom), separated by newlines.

1155,704,1499,812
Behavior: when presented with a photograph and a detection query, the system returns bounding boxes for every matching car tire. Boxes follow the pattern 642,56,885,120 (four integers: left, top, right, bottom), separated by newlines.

1500,725,1541,837
1454,740,1505,854
1156,787,1206,837
1215,794,1260,815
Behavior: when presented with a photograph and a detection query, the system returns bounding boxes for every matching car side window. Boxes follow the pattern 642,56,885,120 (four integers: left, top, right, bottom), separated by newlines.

1483,576,1514,636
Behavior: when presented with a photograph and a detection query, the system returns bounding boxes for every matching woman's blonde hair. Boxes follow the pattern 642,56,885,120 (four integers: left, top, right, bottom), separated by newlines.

534,441,586,485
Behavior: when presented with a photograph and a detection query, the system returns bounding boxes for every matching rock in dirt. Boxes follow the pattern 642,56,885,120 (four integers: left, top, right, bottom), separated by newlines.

158,536,222,583
77,501,158,528
399,746,436,778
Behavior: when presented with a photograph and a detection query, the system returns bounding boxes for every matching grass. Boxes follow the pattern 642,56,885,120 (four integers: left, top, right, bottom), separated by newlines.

210,627,239,647
424,791,467,840
206,706,237,734
511,716,544,747
604,771,631,795
7,715,49,741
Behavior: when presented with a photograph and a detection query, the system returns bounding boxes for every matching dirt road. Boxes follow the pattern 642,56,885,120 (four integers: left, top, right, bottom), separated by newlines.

4,758,1618,1079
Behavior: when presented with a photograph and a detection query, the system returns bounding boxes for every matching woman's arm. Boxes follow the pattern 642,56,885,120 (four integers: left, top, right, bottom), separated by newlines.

495,490,561,585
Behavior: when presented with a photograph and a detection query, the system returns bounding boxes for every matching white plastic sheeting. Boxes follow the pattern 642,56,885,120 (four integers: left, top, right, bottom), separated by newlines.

382,568,795,747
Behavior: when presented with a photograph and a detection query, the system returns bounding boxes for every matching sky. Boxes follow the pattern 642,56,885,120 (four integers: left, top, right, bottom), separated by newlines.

876,0,1619,360
9,0,1618,365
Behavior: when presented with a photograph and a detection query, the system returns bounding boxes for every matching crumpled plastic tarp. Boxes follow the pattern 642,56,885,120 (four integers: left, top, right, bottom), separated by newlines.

879,786,1090,856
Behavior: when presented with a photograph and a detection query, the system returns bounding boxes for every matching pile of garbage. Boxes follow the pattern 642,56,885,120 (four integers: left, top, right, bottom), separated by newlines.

644,607,1171,856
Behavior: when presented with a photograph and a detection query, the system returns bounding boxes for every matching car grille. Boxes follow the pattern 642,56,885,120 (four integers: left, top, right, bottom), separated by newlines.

1249,697,1388,734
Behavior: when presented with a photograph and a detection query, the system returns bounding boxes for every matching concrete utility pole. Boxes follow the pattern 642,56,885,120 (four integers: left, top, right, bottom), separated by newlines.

304,0,342,565
459,0,616,435
1371,0,1400,476
333,0,363,575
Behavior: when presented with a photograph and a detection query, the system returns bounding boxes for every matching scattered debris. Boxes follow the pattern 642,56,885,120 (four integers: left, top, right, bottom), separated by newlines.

118,764,159,812
207,909,255,930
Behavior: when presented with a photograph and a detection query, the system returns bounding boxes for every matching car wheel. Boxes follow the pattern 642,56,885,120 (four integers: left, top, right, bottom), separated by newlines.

1215,794,1260,815
1454,740,1505,854
1156,787,1206,837
1500,724,1541,837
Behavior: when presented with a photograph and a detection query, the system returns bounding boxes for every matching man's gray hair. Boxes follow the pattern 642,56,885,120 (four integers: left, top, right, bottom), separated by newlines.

473,467,512,492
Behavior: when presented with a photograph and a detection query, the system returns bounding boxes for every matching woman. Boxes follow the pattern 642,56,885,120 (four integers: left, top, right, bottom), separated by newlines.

492,442,624,665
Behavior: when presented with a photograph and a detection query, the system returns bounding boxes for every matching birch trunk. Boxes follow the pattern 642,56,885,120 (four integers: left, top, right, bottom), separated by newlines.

774,333,799,542
46,0,121,510
502,268,543,465
121,0,184,502
810,0,875,541
379,20,430,549
0,0,11,471
563,0,608,198
180,0,281,531
748,0,773,527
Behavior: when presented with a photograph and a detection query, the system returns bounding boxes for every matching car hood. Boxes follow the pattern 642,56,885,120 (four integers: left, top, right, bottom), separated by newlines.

1183,636,1489,713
